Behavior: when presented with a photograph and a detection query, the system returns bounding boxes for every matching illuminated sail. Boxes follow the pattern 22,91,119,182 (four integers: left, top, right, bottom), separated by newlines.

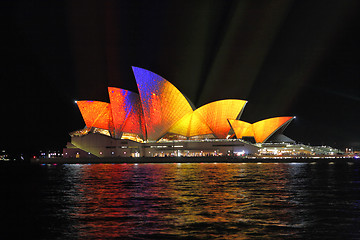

252,116,294,143
132,66,193,141
228,119,254,138
76,101,112,130
196,100,247,139
228,116,294,143
75,67,294,143
108,87,145,138
168,111,213,137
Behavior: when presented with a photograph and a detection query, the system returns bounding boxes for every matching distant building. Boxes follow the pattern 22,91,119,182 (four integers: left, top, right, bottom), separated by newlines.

63,67,300,158
0,150,10,161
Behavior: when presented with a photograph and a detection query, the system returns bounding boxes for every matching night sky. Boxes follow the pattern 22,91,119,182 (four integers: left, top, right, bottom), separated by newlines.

1,0,360,157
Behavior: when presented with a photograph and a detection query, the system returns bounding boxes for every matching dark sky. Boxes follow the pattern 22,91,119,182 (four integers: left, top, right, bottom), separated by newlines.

1,0,360,156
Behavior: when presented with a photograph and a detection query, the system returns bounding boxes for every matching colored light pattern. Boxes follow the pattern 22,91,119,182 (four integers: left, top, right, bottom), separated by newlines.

108,87,145,138
76,67,294,142
228,117,294,143
108,107,115,137
252,116,293,143
77,101,112,130
132,66,194,141
196,100,247,139
227,119,254,138
168,111,213,137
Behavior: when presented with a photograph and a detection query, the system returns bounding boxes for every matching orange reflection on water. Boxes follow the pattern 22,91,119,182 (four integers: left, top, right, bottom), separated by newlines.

66,163,299,239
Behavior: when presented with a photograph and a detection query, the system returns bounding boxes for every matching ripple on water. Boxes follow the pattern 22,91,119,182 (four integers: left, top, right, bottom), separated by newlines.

1,162,360,239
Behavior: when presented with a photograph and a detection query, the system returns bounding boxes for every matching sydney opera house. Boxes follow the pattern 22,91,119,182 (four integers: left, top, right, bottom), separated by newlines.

63,67,299,158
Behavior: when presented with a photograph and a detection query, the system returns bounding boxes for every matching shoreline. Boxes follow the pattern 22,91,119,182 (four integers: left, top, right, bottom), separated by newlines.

30,156,358,165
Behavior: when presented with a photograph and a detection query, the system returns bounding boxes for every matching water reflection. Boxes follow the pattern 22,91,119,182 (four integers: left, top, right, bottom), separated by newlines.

4,162,358,239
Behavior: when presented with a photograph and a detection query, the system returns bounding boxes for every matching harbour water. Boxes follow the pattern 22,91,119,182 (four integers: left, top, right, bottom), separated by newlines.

1,161,360,239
